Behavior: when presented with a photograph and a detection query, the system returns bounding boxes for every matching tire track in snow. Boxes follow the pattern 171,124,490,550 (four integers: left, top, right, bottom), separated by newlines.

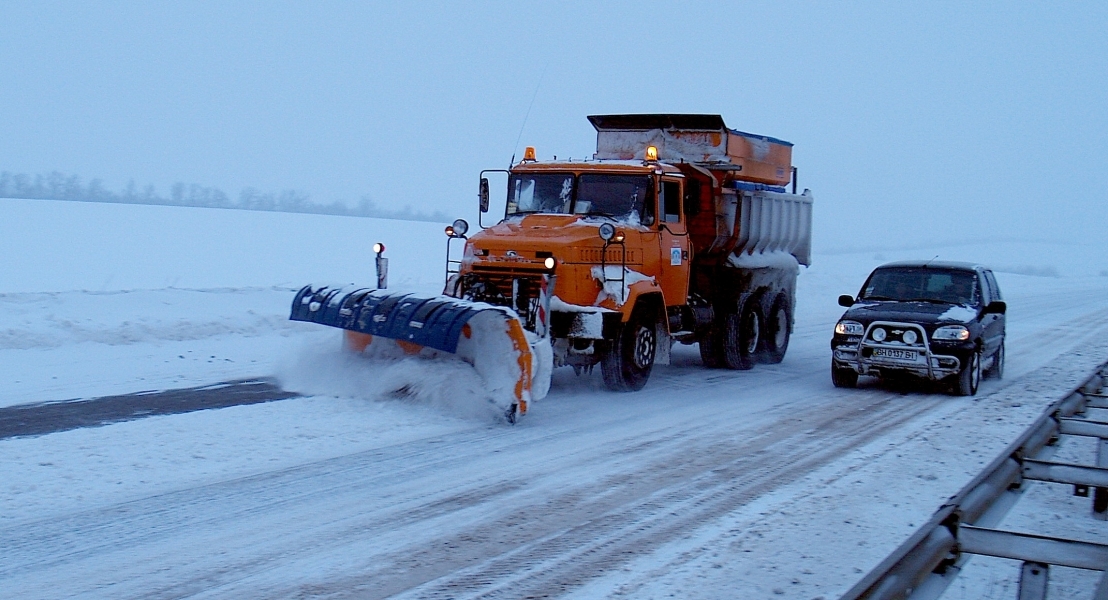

351,395,943,599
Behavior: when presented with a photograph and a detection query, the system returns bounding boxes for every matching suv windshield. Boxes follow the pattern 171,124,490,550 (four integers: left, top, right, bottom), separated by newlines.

505,173,653,224
861,268,979,305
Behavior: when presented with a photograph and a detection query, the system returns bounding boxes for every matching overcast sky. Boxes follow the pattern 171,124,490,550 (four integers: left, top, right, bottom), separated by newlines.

2,1,1105,250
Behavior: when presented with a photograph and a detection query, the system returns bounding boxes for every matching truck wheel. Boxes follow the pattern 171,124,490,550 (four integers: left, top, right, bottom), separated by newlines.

954,350,981,396
720,302,760,370
760,295,790,364
986,341,1004,380
698,330,723,369
601,304,657,391
831,361,858,388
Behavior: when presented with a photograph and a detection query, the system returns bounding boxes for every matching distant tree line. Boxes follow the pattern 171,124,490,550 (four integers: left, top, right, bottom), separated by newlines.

0,170,451,222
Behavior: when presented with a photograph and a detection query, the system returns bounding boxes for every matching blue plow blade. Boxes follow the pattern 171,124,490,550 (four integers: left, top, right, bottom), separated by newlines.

289,285,492,354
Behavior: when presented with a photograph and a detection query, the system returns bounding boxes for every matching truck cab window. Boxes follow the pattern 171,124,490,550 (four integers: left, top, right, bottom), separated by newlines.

506,174,574,215
576,174,654,226
661,180,681,223
683,178,701,216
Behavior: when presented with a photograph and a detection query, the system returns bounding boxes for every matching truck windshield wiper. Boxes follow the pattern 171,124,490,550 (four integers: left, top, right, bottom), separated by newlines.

862,295,895,301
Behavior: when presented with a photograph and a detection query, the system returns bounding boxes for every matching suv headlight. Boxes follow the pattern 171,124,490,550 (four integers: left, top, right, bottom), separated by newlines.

835,320,864,335
932,325,970,341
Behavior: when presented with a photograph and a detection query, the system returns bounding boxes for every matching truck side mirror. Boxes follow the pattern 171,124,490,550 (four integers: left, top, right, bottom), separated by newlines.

479,178,490,213
984,300,1007,315
838,295,855,307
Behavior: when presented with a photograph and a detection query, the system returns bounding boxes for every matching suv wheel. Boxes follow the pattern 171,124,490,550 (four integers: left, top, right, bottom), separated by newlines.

955,350,981,396
986,341,1004,380
831,361,858,388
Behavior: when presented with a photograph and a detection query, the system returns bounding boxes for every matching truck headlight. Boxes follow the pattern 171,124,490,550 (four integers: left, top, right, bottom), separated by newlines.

932,325,970,341
835,320,864,335
871,327,887,342
902,330,918,344
598,223,615,241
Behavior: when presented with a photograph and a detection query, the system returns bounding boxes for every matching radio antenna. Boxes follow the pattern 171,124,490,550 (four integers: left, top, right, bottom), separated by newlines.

509,61,549,167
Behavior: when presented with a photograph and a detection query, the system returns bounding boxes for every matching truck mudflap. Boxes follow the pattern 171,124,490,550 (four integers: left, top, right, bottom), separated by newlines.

290,286,552,421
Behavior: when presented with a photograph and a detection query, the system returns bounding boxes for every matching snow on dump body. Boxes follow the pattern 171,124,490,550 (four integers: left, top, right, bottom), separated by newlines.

289,285,550,419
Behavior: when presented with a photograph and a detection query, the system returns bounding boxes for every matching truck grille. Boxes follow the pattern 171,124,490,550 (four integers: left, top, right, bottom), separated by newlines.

459,269,544,332
577,248,639,264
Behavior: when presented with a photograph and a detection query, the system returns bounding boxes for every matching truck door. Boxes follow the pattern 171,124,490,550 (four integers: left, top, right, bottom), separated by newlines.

657,178,691,306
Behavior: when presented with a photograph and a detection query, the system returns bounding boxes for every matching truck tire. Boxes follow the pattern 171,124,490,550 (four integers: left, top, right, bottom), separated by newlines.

954,349,981,396
698,331,723,369
760,294,790,364
719,301,760,370
601,303,657,391
831,361,858,388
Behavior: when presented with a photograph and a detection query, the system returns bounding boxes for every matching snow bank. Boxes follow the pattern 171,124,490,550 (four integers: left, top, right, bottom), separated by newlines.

0,197,447,294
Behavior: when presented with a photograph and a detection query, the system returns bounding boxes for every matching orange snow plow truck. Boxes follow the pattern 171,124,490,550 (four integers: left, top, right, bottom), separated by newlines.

292,114,812,421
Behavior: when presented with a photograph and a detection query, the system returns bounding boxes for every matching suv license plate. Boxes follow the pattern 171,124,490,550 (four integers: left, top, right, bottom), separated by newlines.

873,348,918,361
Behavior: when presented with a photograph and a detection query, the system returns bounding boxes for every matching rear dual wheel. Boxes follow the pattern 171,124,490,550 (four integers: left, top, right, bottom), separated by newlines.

700,299,762,371
760,295,790,364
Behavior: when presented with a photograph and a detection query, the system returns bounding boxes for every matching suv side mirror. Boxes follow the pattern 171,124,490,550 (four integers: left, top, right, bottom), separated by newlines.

479,178,490,213
838,294,855,307
984,300,1007,315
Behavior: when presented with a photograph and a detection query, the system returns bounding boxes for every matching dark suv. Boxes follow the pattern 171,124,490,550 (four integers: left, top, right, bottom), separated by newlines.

831,261,1006,396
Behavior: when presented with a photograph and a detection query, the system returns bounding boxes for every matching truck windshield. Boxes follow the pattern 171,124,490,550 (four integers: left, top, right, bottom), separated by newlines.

575,174,652,223
505,173,653,224
861,268,980,305
506,173,574,215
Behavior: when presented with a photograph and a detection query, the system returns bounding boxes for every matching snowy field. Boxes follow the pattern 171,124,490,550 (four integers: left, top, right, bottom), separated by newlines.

3,197,1108,599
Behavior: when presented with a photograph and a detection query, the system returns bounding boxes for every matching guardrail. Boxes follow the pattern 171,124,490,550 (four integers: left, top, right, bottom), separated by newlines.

840,363,1108,600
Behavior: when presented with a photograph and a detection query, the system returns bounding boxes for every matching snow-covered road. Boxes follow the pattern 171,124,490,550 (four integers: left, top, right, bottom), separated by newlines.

3,198,1108,598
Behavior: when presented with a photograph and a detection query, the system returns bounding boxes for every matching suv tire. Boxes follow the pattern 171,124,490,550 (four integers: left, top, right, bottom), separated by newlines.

832,361,859,388
955,350,981,396
986,341,1004,380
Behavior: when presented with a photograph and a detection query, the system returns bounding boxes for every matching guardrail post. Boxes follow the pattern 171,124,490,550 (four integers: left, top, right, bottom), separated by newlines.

1017,562,1049,600
1097,438,1108,520
1095,568,1108,600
